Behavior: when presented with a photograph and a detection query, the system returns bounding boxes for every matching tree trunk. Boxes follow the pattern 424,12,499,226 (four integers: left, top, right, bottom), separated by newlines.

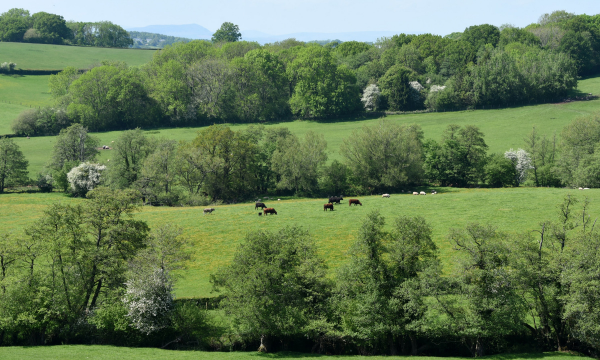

410,333,418,356
389,335,398,355
476,338,485,357
258,334,268,353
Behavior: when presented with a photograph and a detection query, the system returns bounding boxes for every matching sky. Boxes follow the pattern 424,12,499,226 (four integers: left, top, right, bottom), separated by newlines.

3,0,600,36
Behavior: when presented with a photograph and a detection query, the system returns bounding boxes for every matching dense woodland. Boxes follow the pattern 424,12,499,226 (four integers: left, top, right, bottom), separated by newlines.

0,8,132,48
8,10,599,135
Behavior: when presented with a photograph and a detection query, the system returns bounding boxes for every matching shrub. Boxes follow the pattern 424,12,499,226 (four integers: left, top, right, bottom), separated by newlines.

66,162,106,196
12,107,72,136
36,173,53,192
485,153,517,187
123,268,174,335
0,62,16,73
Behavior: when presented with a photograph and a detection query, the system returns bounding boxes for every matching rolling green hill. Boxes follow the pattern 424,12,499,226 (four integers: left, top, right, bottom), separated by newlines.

2,187,598,298
0,42,156,70
12,95,600,176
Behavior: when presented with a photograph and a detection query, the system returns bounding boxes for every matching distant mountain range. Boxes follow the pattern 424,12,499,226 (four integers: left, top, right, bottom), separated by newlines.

125,24,403,44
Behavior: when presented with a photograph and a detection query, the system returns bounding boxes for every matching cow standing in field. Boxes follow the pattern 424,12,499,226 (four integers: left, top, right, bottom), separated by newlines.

203,208,215,215
382,194,390,198
324,203,334,211
255,202,267,210
349,199,362,206
263,208,277,215
328,196,343,204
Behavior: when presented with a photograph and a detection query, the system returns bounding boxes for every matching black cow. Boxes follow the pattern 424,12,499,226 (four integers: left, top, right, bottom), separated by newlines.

328,196,343,204
255,202,267,210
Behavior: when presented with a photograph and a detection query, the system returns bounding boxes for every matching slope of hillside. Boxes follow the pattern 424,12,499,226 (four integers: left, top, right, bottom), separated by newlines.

0,42,156,70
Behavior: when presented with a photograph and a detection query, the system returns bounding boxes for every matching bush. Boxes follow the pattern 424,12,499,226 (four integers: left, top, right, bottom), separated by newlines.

66,162,106,196
12,107,72,136
485,153,517,187
36,173,53,192
0,61,16,73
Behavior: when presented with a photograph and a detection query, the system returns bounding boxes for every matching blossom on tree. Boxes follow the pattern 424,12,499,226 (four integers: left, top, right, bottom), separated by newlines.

66,162,106,195
361,84,381,111
504,148,532,184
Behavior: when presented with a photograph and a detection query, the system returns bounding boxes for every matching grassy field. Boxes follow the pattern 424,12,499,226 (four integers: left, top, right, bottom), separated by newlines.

2,188,599,298
0,346,589,360
13,95,600,176
0,74,52,106
0,42,156,70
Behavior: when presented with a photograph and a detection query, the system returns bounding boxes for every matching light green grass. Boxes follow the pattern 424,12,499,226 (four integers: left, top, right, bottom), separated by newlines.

2,188,599,298
0,346,589,360
0,42,156,70
13,95,600,176
0,102,30,135
0,74,52,107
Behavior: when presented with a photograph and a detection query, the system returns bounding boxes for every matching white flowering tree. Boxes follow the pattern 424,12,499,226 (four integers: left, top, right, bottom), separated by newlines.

123,268,174,335
504,148,533,185
361,84,381,111
66,162,106,195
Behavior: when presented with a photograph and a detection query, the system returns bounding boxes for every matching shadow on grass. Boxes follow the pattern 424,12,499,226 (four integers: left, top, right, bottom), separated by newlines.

248,351,583,359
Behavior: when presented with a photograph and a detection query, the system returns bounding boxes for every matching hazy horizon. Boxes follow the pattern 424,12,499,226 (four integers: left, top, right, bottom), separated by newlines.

3,0,600,37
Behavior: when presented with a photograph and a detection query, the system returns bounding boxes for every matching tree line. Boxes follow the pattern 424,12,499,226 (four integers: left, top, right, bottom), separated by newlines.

0,8,131,47
11,10,598,135
4,111,600,202
1,191,600,357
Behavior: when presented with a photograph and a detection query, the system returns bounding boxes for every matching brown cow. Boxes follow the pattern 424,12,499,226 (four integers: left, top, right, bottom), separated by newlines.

263,208,277,215
324,203,334,211
349,199,362,206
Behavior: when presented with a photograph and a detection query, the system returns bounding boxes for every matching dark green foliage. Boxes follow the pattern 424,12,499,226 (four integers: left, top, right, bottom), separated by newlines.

424,124,488,187
321,160,350,196
211,22,241,43
50,123,99,170
462,24,501,50
485,153,517,187
334,211,438,354
556,114,600,187
29,11,71,44
378,65,415,111
68,21,133,48
67,63,159,131
0,8,30,42
212,226,330,351
288,46,362,118
340,121,424,192
105,129,154,189
0,137,28,192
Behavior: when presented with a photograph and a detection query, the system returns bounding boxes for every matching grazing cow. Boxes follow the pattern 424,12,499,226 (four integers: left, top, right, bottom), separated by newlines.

328,196,343,204
255,202,267,210
203,208,215,215
324,203,334,211
413,192,419,195
349,199,362,206
431,190,437,195
263,208,277,215
382,194,390,198
420,191,426,195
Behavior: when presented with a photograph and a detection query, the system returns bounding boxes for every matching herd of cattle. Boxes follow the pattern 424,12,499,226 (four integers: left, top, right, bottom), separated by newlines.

202,190,439,216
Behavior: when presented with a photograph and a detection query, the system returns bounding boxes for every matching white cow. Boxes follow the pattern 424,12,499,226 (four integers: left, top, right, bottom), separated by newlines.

203,208,215,215
420,191,426,195
382,193,390,198
413,192,419,195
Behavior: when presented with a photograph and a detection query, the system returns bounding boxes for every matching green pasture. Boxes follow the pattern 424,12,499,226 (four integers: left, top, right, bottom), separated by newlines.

1,72,599,175
0,42,156,70
2,188,599,298
0,74,52,107
0,347,588,360
14,95,600,176
0,347,590,360
0,102,29,135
